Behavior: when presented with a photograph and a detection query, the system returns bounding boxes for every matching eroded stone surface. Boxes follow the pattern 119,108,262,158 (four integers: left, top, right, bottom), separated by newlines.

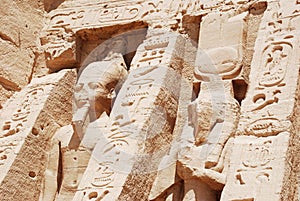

0,69,76,200
0,0,46,107
0,0,299,201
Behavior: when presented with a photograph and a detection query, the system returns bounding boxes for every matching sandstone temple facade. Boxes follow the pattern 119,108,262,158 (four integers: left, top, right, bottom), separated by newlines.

0,0,299,200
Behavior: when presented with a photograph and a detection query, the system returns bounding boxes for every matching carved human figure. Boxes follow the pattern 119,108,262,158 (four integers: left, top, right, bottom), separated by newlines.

187,80,240,168
176,79,239,201
149,78,239,201
171,12,245,200
74,57,128,122
75,30,184,200
74,36,128,123
43,37,128,201
148,16,244,199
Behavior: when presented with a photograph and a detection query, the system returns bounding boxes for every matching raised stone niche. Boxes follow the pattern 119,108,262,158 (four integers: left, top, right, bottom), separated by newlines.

77,22,148,70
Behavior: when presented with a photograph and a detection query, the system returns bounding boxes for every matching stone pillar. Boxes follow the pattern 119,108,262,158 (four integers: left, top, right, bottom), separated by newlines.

73,29,185,201
220,1,300,200
0,69,76,201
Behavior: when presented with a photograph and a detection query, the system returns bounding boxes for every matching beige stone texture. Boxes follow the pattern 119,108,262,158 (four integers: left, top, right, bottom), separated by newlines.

72,30,185,201
49,50,128,200
221,133,290,200
0,0,299,201
0,69,76,200
220,1,300,201
0,0,47,107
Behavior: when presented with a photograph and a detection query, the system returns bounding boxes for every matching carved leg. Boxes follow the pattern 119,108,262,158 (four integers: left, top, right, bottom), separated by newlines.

42,138,60,201
183,179,217,201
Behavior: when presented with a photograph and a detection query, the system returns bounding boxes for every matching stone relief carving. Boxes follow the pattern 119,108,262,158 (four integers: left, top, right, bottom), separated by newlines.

159,10,247,201
43,37,129,201
0,70,76,200
72,30,184,201
237,8,298,137
41,0,258,72
221,1,300,200
0,87,45,139
195,11,247,81
1,0,300,201
220,133,290,201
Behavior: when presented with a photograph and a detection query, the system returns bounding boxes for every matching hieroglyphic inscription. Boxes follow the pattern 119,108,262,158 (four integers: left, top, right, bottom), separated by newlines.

80,66,163,194
245,118,282,136
234,139,274,190
250,37,293,113
78,66,175,200
76,32,183,201
242,7,297,116
221,132,290,201
130,34,170,69
0,139,19,167
48,5,141,31
91,162,115,188
0,87,45,139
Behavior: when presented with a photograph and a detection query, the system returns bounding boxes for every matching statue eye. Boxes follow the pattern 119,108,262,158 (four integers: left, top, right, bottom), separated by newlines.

110,88,115,93
74,84,83,92
88,82,101,89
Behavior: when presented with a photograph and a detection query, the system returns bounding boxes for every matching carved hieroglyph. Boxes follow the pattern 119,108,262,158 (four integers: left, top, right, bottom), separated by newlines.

40,0,257,71
221,0,300,200
222,133,290,201
237,1,299,137
72,30,185,201
0,69,76,200
1,0,300,201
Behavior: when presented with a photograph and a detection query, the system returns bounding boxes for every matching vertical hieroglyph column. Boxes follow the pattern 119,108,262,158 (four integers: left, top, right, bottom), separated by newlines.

73,29,185,201
221,1,300,200
0,70,76,201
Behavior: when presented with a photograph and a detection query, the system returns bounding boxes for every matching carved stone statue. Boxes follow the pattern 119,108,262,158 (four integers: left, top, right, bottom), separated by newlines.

2,0,300,200
176,79,239,201
43,37,128,201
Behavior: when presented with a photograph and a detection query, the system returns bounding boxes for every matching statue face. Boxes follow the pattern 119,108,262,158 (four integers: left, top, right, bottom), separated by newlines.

74,56,128,120
109,37,127,55
74,65,112,120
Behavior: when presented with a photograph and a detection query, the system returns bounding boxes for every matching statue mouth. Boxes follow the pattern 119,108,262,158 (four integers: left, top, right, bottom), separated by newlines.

76,99,89,108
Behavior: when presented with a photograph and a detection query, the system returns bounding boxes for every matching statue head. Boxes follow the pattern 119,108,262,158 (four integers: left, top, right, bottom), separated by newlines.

74,58,128,121
106,36,127,56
